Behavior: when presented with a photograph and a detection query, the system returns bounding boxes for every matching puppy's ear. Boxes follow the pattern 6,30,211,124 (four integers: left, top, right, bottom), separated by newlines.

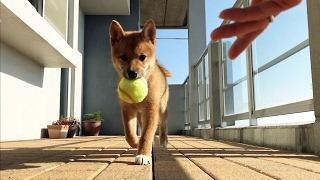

141,19,156,44
109,20,125,46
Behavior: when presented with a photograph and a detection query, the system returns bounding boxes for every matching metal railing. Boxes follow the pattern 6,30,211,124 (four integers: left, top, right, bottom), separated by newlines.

183,0,314,129
183,77,190,129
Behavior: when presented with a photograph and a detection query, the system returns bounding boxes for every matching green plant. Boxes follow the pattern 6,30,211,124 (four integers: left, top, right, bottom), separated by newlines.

83,111,104,122
52,117,80,127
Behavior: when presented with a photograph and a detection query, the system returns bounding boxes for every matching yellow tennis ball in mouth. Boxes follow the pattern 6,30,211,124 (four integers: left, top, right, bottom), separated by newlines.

117,77,148,103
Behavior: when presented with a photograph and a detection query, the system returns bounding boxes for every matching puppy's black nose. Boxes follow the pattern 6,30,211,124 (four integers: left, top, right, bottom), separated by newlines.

128,70,138,79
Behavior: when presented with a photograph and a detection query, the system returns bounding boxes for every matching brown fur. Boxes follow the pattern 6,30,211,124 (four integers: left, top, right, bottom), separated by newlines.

109,20,171,165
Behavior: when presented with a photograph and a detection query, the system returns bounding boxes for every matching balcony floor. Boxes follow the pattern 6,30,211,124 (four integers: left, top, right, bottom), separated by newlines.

1,136,320,179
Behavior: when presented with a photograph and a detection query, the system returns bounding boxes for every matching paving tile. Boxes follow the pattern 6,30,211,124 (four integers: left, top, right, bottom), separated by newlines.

260,157,320,174
0,162,63,180
153,137,213,180
226,157,320,179
1,136,320,180
189,157,273,180
30,162,108,180
94,150,152,180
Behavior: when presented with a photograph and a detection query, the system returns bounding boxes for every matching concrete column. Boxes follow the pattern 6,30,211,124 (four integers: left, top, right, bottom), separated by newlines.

188,0,206,129
306,0,320,122
66,0,82,120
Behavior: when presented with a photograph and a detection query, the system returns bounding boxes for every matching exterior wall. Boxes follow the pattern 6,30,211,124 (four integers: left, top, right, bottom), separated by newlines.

0,0,83,141
167,85,185,135
182,122,320,155
0,43,61,141
83,0,139,135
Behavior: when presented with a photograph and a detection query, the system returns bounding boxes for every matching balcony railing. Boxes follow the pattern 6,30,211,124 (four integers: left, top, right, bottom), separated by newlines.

184,0,314,129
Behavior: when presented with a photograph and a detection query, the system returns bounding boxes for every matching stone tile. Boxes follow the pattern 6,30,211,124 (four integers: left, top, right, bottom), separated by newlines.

94,151,152,180
1,136,320,180
226,157,320,179
30,162,108,180
0,162,63,180
189,157,273,180
260,157,320,173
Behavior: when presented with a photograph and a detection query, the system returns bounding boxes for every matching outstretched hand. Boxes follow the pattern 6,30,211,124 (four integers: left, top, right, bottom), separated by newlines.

210,0,302,60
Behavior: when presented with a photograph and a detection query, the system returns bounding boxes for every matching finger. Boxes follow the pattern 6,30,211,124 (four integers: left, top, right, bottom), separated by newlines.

219,0,300,22
210,18,269,41
228,29,264,60
251,0,264,6
219,7,277,23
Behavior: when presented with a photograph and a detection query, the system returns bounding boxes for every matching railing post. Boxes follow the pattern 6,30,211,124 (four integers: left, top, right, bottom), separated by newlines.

246,44,257,126
222,41,236,127
244,0,257,126
209,42,223,128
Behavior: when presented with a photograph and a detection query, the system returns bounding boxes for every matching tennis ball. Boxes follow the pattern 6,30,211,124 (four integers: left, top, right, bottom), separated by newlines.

117,77,148,103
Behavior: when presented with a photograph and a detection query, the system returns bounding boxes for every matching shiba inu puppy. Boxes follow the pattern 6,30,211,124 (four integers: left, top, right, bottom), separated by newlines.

109,19,172,165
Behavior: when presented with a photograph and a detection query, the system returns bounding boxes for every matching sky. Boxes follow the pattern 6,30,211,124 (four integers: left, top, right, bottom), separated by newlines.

155,0,235,85
154,0,315,125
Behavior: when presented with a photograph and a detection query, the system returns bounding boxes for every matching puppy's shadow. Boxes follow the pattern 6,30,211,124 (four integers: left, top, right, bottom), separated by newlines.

112,161,136,165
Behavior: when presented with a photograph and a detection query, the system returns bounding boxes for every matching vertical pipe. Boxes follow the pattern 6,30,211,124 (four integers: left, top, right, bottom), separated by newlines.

60,68,69,117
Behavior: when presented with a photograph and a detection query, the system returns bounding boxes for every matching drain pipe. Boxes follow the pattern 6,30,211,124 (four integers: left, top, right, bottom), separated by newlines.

60,68,69,118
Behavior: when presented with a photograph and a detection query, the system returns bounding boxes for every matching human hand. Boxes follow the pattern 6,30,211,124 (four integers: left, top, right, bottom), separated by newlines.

210,0,302,60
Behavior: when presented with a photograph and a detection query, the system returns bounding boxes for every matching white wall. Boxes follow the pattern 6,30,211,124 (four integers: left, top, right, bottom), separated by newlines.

0,43,61,141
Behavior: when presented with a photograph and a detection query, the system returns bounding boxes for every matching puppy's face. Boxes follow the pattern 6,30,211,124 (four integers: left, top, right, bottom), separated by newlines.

109,20,156,79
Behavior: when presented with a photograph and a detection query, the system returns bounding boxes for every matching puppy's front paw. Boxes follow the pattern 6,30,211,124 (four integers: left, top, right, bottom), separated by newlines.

134,155,152,165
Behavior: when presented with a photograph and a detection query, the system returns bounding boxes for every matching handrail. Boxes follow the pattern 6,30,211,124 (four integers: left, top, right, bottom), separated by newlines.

221,0,243,26
194,45,209,68
182,76,189,85
253,39,309,75
222,99,314,122
193,0,244,69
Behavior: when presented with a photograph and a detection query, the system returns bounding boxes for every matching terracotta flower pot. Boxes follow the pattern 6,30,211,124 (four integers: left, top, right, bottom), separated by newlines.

82,121,102,136
47,125,69,139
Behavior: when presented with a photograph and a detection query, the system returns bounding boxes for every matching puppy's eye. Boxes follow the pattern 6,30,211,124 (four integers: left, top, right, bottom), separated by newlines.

139,55,146,61
119,55,128,61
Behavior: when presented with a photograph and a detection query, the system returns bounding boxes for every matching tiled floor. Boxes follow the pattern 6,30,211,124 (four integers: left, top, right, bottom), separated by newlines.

1,136,320,180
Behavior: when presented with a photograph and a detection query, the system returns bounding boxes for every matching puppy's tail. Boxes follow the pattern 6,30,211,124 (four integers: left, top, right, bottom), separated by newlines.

157,62,172,78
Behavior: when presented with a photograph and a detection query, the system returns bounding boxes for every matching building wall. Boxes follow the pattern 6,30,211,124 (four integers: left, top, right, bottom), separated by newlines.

167,85,185,135
0,43,61,141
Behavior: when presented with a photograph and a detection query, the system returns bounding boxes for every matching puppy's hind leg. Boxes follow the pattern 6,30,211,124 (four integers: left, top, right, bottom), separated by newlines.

159,109,168,148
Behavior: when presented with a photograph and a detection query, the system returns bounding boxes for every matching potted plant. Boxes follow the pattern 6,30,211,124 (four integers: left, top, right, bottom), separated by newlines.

47,117,69,139
82,111,104,136
65,117,80,138
47,117,80,138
